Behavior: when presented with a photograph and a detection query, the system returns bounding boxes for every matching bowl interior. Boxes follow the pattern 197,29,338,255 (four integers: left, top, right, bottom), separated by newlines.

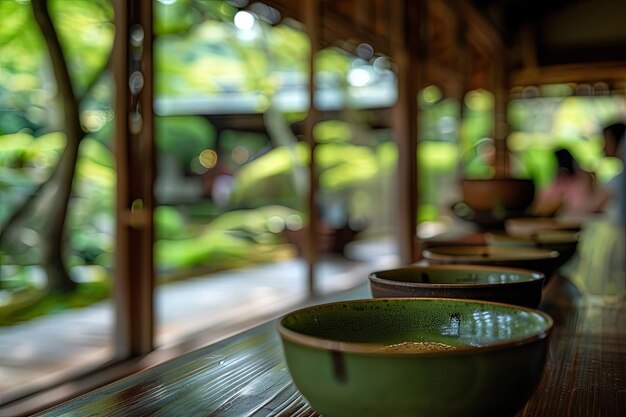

422,245,559,261
371,265,542,286
279,298,552,353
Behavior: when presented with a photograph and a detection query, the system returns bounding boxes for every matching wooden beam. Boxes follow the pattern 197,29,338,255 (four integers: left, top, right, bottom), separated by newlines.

424,61,464,98
264,0,392,56
261,0,301,23
459,0,504,52
320,6,392,56
520,23,538,70
510,62,626,88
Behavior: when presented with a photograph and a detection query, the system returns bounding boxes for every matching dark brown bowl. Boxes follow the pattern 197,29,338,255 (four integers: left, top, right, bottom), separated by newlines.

462,178,535,213
369,265,545,308
422,245,560,281
505,217,582,236
486,231,579,270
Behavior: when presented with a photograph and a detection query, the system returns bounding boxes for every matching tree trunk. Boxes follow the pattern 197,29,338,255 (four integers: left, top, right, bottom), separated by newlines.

38,132,82,293
31,0,84,293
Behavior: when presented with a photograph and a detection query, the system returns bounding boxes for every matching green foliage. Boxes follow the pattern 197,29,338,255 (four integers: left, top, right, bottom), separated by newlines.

229,132,390,216
155,20,249,95
0,0,113,112
68,138,116,265
507,95,625,187
0,131,66,226
49,0,114,95
209,205,299,233
219,129,269,170
69,231,112,265
156,116,216,167
313,120,352,143
266,24,309,72
156,230,241,269
316,143,379,191
513,148,556,189
229,143,308,207
460,89,494,160
154,13,309,97
315,48,350,77
0,1,45,109
375,140,399,168
154,0,199,35
0,279,110,326
155,206,189,240
418,141,458,172
155,205,300,270
154,0,237,36
0,131,64,168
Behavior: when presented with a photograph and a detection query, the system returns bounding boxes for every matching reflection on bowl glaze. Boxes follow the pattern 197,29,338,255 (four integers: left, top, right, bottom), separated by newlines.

373,341,458,353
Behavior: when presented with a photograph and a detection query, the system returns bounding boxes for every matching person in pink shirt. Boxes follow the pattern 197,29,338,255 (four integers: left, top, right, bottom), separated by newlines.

532,148,607,217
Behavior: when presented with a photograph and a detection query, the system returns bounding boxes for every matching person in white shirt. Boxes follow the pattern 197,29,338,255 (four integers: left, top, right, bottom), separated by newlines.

602,122,625,224
568,122,626,302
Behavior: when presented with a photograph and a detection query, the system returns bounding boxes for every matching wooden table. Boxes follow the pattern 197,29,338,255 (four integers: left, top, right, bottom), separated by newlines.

39,276,625,417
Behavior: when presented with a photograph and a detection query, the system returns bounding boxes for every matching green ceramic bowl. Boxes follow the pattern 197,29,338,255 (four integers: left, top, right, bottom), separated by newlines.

422,245,560,281
278,298,553,417
370,265,544,308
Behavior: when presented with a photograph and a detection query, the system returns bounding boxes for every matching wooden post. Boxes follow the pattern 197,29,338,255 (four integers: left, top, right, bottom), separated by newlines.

494,50,508,177
303,0,320,296
113,0,155,357
391,0,423,263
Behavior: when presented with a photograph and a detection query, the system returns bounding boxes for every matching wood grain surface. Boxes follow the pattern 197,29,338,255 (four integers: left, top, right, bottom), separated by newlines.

39,277,625,417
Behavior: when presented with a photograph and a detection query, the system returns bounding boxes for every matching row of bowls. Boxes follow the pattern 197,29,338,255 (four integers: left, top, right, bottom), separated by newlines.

278,218,580,417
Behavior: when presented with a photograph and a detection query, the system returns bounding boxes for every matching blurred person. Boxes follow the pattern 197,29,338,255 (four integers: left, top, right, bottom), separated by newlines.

567,123,626,302
531,148,607,217
602,122,626,223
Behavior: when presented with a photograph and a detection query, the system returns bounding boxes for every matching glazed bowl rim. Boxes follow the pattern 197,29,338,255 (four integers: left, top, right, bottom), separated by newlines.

369,264,544,289
278,297,553,356
505,217,583,229
485,231,579,245
462,178,534,183
422,245,560,261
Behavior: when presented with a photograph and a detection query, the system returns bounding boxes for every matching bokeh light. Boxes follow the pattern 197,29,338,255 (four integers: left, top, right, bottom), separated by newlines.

199,149,218,169
286,214,303,231
267,216,285,233
232,145,250,164
422,85,442,104
464,89,494,112
234,11,256,31
347,67,371,87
